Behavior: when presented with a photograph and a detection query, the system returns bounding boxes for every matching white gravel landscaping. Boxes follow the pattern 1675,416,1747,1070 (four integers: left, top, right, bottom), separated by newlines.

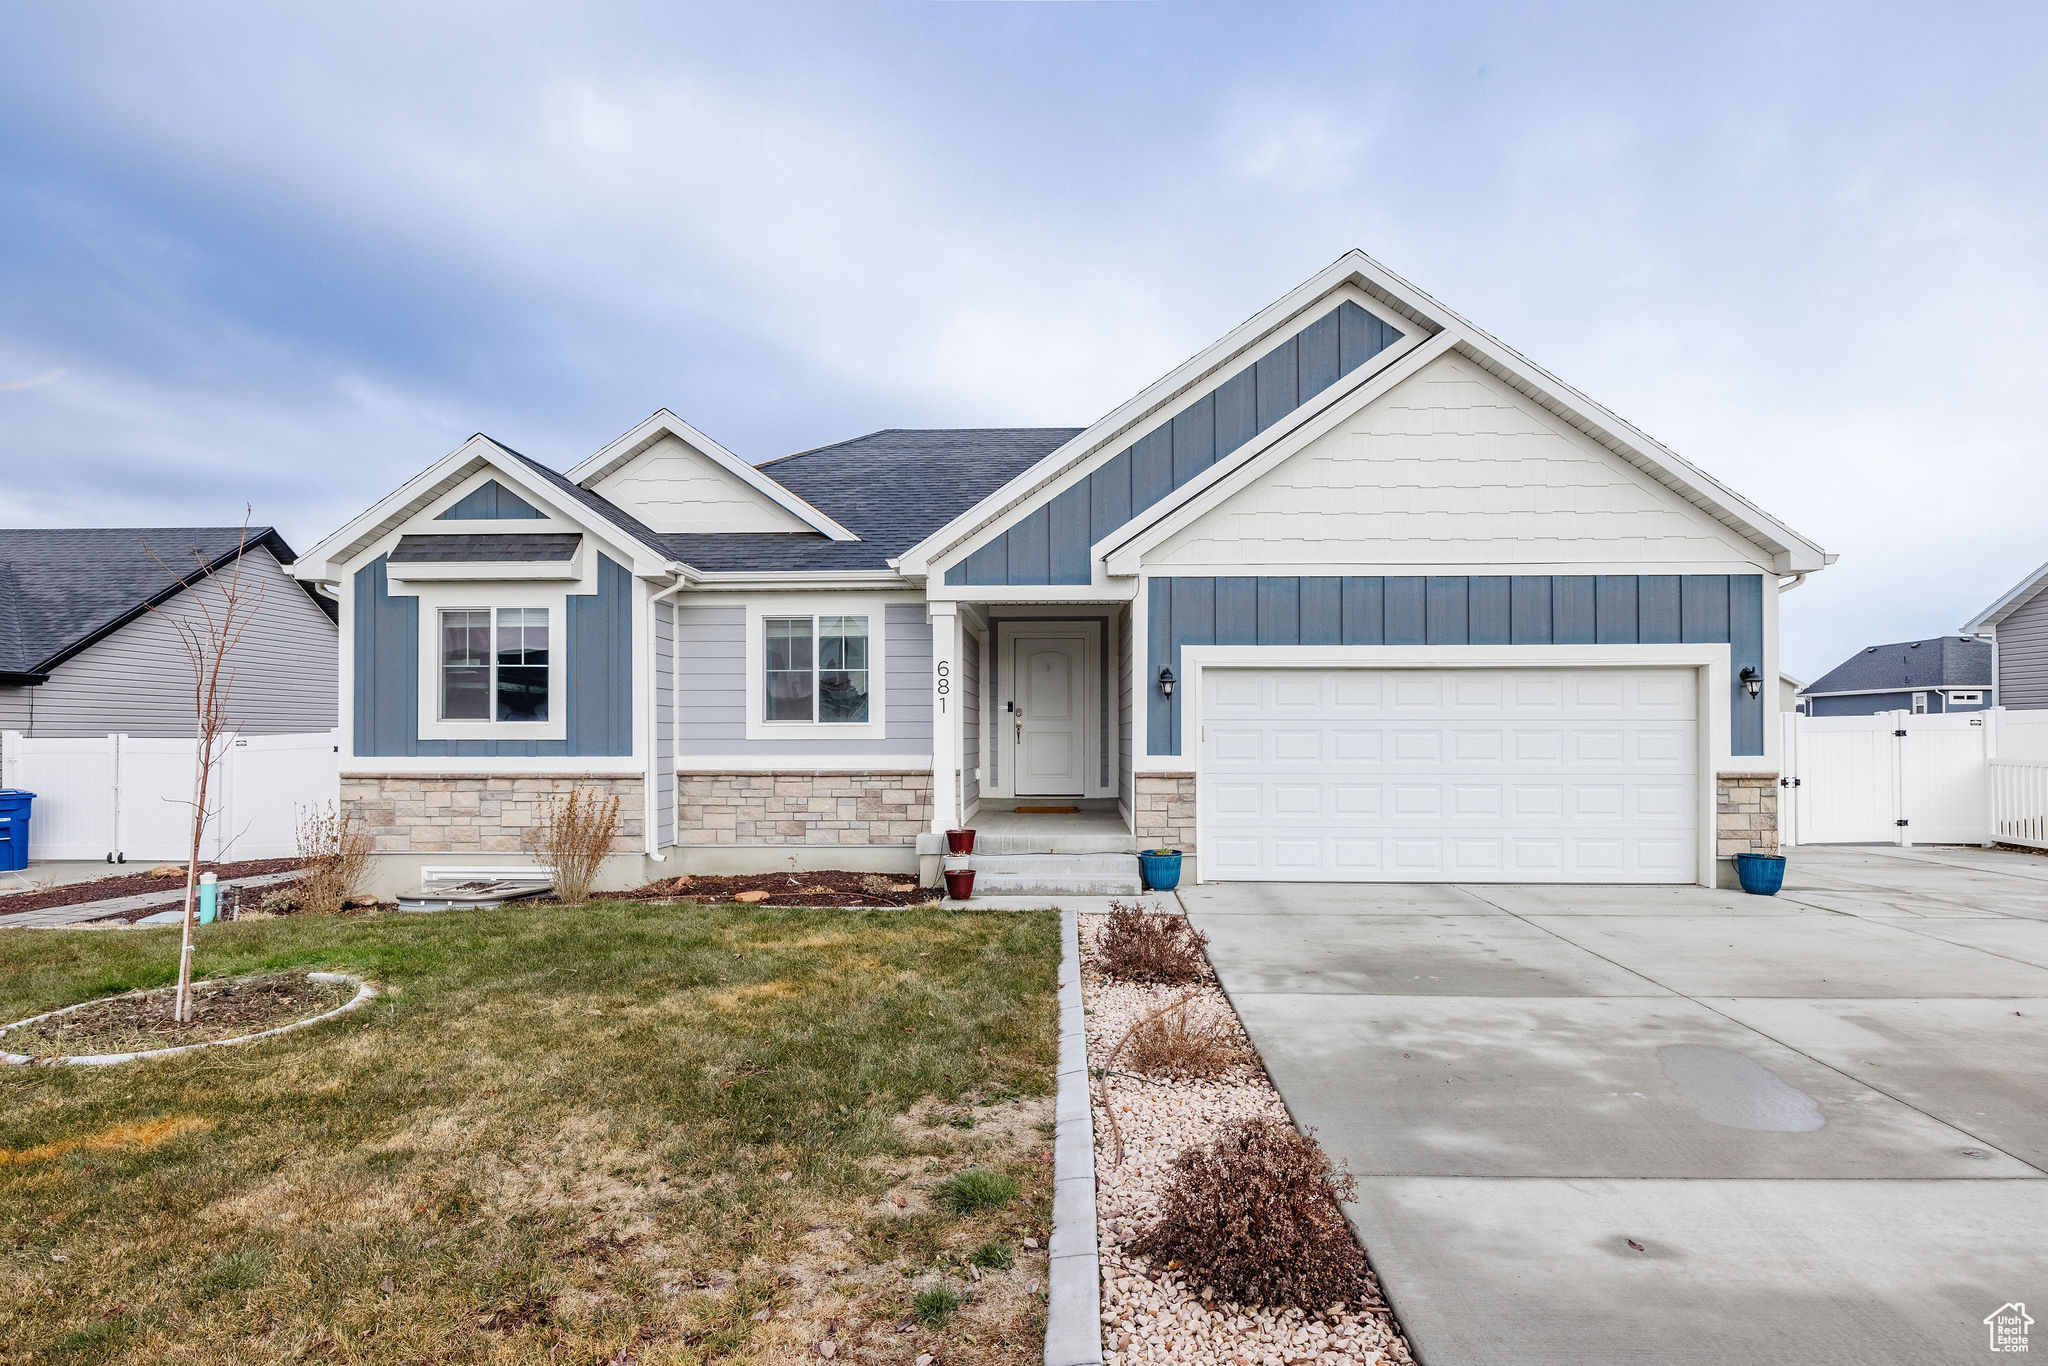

1081,914,1414,1366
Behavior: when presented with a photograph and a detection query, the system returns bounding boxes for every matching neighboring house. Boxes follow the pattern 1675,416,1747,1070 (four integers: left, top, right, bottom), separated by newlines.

1962,559,2048,709
1779,671,1806,714
1798,637,1992,717
291,250,1831,894
0,527,338,737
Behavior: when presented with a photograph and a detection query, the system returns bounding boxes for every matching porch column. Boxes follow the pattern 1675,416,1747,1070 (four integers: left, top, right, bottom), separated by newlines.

929,603,961,833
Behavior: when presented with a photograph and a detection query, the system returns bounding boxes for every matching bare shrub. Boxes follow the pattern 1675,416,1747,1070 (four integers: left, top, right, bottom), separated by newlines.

1132,1116,1368,1309
534,786,621,905
860,873,896,899
293,802,373,915
1096,901,1209,984
1124,996,1246,1079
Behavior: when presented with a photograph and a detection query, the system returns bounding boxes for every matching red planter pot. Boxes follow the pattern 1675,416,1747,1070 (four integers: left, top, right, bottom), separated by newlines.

946,829,976,856
943,868,976,901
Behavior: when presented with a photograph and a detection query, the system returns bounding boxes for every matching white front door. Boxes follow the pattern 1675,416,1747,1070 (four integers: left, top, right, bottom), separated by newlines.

1200,666,1700,882
1013,635,1087,796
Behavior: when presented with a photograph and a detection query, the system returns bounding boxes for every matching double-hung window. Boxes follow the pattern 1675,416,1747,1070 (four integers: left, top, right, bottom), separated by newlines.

440,607,550,723
764,614,870,724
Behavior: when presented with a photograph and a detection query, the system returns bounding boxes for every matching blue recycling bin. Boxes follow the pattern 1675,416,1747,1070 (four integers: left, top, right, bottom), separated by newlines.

0,789,34,872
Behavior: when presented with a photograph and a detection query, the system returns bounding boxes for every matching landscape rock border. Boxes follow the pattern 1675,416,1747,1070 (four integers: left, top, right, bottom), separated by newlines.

0,971,377,1067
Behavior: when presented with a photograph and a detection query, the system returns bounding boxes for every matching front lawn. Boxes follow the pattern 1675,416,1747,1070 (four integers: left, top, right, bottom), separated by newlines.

0,901,1060,1364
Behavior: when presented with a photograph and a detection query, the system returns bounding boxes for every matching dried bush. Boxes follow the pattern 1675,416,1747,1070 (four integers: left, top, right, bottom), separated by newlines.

533,786,621,905
860,873,896,898
1096,901,1210,984
293,802,373,915
1131,1117,1368,1309
1124,996,1246,1079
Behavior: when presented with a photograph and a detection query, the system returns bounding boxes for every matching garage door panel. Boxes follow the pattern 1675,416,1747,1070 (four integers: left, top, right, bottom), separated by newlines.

1201,666,1698,883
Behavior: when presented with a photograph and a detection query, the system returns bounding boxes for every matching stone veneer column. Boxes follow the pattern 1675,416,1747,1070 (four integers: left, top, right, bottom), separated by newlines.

1716,772,1781,858
1133,773,1196,851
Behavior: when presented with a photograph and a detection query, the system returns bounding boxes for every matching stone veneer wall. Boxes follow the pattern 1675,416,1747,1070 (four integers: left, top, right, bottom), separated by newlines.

1716,772,1780,858
343,774,645,854
1133,773,1197,851
677,771,933,845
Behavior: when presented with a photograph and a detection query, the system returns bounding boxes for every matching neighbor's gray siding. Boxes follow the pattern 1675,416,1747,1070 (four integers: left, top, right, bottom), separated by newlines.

1147,573,1767,757
1998,584,2048,710
0,547,337,738
352,552,633,756
655,597,677,845
947,302,1402,587
674,601,933,757
962,630,981,812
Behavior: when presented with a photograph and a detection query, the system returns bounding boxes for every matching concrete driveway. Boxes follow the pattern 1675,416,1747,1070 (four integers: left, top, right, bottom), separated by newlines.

1184,845,2048,1366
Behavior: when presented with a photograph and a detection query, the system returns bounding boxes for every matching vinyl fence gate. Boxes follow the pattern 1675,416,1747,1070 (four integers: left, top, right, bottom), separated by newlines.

1780,708,2048,849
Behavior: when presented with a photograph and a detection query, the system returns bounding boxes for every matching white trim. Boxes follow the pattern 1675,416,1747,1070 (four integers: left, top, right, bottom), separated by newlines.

385,557,584,583
742,594,891,742
1962,558,2048,634
1004,624,1101,799
1800,686,1989,699
410,590,575,743
1178,642,1734,889
926,582,1138,606
676,757,934,773
692,570,908,590
344,759,645,777
570,410,859,542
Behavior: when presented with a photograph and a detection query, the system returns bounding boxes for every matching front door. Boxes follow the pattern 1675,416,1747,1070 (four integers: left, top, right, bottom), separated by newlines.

1013,635,1086,796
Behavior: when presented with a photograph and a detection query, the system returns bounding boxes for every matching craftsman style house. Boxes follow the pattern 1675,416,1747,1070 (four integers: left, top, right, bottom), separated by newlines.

291,251,1831,894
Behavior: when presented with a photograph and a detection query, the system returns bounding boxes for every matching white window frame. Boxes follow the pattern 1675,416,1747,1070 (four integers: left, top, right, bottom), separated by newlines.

1947,690,1982,706
415,586,571,742
743,596,889,741
1912,691,1929,714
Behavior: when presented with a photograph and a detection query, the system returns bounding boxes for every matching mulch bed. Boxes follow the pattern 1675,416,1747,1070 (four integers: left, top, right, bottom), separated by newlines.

0,971,354,1058
596,870,939,908
0,858,304,917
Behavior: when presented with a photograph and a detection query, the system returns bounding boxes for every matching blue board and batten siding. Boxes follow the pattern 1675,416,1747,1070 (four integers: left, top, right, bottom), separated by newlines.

947,302,1402,588
673,603,932,756
1147,574,1767,756
353,554,633,756
436,479,545,520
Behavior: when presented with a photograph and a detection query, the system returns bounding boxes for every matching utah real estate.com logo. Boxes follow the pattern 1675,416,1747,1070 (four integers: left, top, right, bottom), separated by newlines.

1985,1303,2032,1353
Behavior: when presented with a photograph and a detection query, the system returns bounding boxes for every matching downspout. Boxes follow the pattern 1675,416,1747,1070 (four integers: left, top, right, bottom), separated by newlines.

644,576,690,861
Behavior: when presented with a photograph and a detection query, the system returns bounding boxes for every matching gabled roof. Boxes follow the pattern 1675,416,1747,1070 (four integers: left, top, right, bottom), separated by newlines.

570,410,860,542
898,248,1835,580
1801,636,1991,697
0,527,321,683
1962,558,2048,635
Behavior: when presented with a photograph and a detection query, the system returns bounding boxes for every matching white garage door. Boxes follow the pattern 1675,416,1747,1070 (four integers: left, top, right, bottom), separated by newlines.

1200,667,1699,883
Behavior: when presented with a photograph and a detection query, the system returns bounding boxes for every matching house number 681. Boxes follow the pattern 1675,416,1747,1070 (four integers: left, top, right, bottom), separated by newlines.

934,660,950,713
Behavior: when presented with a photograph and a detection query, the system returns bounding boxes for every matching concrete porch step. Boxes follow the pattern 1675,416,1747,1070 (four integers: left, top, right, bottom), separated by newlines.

948,852,1144,897
974,828,1137,856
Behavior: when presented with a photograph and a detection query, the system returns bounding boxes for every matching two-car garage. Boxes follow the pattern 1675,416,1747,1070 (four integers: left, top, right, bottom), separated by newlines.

1197,666,1701,883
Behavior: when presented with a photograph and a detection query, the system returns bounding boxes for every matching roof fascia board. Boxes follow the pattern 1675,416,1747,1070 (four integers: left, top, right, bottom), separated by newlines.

1103,330,1461,575
1961,559,2048,634
683,569,907,590
294,436,675,582
894,250,1434,577
570,410,860,543
1799,686,1984,698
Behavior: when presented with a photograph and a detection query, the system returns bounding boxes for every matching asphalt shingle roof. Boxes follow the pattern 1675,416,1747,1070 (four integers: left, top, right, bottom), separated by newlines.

390,532,583,563
1803,636,1992,696
0,527,306,680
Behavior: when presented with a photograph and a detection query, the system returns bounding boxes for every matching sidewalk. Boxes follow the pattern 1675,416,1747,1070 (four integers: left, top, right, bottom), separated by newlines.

0,871,304,930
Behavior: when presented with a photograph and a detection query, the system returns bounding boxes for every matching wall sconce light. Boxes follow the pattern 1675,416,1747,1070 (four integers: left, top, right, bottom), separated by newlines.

1739,666,1763,700
1157,666,1176,699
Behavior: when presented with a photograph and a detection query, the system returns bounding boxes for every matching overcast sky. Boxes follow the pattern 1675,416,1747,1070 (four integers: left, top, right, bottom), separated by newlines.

1,2,2042,678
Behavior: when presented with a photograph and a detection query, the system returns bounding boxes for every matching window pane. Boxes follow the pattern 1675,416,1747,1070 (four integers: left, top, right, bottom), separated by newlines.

494,608,548,722
440,610,490,719
764,617,814,721
818,615,869,723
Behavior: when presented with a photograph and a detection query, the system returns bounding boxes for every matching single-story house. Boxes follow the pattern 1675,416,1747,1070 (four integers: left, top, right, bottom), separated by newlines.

1962,559,2048,709
1798,637,1992,716
0,527,338,737
290,250,1831,894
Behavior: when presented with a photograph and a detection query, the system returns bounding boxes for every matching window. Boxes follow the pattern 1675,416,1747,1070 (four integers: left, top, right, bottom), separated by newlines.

763,614,870,724
440,607,549,723
1949,691,1983,706
1912,691,1928,714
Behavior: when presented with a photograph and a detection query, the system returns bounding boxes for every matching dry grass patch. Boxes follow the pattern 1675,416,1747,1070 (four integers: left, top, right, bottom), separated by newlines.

0,900,1058,1365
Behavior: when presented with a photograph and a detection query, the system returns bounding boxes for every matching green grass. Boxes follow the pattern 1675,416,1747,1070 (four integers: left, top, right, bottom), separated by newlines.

968,1239,1016,1271
0,901,1059,1364
912,1284,965,1327
934,1167,1021,1215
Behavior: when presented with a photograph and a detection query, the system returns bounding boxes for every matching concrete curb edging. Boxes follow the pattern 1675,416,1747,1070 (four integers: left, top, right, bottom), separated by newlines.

1045,907,1104,1366
1,972,377,1066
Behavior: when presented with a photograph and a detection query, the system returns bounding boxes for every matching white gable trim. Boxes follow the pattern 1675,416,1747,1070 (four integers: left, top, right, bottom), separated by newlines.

898,248,1831,580
1961,558,2048,634
290,434,677,584
570,410,859,542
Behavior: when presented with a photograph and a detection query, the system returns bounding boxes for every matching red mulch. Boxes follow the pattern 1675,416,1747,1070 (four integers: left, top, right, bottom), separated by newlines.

595,870,937,908
0,858,305,917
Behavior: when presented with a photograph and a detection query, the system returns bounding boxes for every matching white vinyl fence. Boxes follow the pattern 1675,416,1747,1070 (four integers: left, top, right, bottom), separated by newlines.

0,730,340,863
1781,708,2048,849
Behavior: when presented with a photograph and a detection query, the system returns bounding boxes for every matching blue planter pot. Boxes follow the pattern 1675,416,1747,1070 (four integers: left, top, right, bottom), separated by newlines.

1735,852,1786,896
1137,849,1183,892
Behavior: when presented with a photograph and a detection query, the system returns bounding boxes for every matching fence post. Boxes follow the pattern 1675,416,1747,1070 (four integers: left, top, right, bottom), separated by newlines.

109,733,125,864
0,731,19,790
1982,708,2000,846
